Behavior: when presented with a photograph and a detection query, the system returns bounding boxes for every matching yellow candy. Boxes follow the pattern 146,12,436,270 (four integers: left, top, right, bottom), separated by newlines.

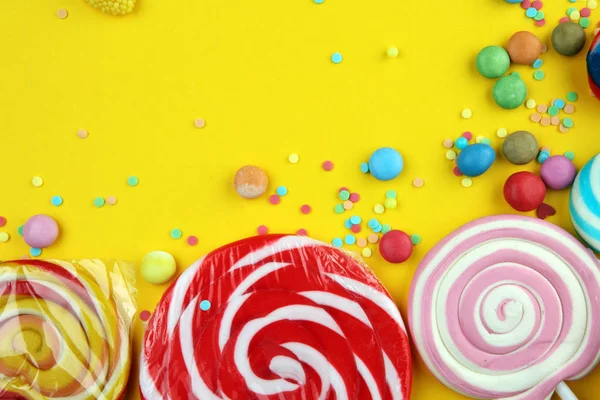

384,198,398,209
141,250,177,284
85,0,136,15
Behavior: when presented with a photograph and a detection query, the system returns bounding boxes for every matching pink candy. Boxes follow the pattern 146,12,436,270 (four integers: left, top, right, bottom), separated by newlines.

23,214,59,248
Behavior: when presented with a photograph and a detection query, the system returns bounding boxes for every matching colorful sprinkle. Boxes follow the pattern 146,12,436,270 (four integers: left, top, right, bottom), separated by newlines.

199,300,211,311
0,217,5,227
413,178,424,188
534,11,545,21
339,190,350,201
411,234,422,245
531,113,542,123
32,176,43,187
0,232,9,243
351,224,361,234
77,129,89,139
288,153,300,163
525,99,537,109
461,108,472,119
384,198,397,209
446,150,457,160
269,195,281,205
551,116,560,126
532,59,543,68
360,162,369,173
357,238,367,248
533,70,545,80
385,190,397,199
361,248,372,258
170,228,183,239
453,167,463,177
17,226,23,236
343,200,354,210
349,192,360,202
564,151,576,160
331,52,343,64
127,176,139,186
297,229,308,236
350,216,361,224
442,139,454,149
187,235,199,246
332,238,343,248
194,118,206,128
334,204,344,214
30,247,42,257
381,224,391,234
344,219,353,229
276,186,288,196
526,7,537,17
496,128,508,138
481,138,491,145
322,161,334,171
257,225,268,235
374,204,385,214
344,234,356,245
387,47,399,57
566,92,578,102
563,117,574,128
548,105,559,116
461,178,473,188
57,8,68,19
93,197,105,208
462,131,473,141
553,99,566,109
580,17,591,28
537,104,548,113
540,116,551,127
106,196,117,205
538,152,550,163
300,204,311,214
367,233,379,244
564,104,575,114
455,137,468,150
50,196,63,206
140,310,151,322
475,136,484,144
368,219,380,229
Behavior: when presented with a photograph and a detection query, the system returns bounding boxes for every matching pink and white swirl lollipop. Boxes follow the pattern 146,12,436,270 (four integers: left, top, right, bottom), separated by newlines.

140,234,412,400
409,215,600,400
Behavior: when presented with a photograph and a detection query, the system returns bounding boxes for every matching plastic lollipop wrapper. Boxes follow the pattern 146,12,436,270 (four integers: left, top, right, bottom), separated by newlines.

140,234,412,399
409,215,600,400
588,30,600,98
0,259,137,399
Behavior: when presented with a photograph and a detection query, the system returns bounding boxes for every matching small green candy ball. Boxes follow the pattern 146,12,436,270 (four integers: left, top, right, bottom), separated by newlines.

141,250,177,284
476,46,511,79
492,75,527,109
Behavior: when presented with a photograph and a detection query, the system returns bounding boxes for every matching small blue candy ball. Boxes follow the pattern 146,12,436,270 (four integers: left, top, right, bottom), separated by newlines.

456,143,496,177
368,147,404,181
456,137,469,150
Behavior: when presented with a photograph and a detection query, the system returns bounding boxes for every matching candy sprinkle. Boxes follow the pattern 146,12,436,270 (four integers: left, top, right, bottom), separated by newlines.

17,226,23,236
461,178,473,188
564,151,575,160
56,8,68,18
127,176,139,187
533,70,545,80
170,228,183,239
339,190,350,201
344,234,356,245
269,195,281,205
564,104,575,114
462,131,473,141
374,204,385,214
531,113,542,123
384,198,397,209
276,186,288,196
0,217,5,227
288,153,300,163
334,204,344,214
257,225,268,235
385,190,397,199
332,238,343,248
567,92,578,102
446,150,457,160
106,196,117,205
351,224,361,233
32,176,43,187
343,200,354,210
93,197,105,208
139,310,151,322
532,59,543,68
442,139,454,149
357,238,367,248
497,128,508,138
349,192,360,202
297,229,308,236
331,52,343,64
413,178,424,187
387,47,399,57
194,118,206,128
361,248,372,258
187,235,199,246
77,129,89,139
360,162,369,173
453,167,463,177
300,204,311,214
461,108,472,119
350,216,361,224
537,104,548,113
411,234,422,245
0,232,9,243
525,99,537,109
381,224,391,234
551,116,560,126
199,300,211,311
50,196,63,206
322,161,334,171
30,247,42,257
367,233,379,244
563,118,574,128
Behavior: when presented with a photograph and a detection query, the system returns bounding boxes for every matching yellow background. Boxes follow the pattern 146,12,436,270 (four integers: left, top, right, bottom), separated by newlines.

1,0,599,398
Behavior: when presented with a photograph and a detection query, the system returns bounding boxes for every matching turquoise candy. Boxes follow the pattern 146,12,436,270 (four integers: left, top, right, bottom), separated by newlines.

456,143,496,177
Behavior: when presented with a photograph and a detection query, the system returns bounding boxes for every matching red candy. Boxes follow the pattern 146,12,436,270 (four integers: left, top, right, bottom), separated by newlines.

379,230,413,264
504,171,546,212
140,235,412,400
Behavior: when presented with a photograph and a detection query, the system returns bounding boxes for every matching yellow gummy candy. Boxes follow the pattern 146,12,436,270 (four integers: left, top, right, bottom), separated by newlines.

85,0,136,15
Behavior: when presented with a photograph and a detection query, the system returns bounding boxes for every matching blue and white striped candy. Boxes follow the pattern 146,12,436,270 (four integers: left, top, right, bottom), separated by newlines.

570,153,600,252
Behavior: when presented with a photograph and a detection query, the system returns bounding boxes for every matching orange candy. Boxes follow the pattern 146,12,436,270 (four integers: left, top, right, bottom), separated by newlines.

507,31,543,65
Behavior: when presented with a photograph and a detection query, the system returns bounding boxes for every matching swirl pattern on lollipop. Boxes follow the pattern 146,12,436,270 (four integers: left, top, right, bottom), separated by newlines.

409,216,600,400
140,235,411,400
0,259,135,399
570,153,600,252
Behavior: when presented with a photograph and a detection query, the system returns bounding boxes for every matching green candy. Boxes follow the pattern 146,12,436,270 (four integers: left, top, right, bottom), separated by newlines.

492,75,527,109
476,46,511,79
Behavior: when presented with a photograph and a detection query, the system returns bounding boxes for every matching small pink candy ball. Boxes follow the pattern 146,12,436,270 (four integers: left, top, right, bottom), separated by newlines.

23,214,59,248
540,155,577,190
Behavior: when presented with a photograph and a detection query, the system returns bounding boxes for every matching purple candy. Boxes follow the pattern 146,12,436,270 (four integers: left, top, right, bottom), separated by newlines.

540,155,577,190
23,214,59,248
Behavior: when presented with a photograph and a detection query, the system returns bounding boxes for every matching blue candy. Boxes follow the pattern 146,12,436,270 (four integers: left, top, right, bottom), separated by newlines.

368,148,403,181
455,137,469,150
456,143,496,177
570,153,600,251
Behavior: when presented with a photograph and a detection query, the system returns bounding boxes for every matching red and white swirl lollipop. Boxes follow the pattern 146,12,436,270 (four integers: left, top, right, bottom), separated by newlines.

140,235,411,400
409,215,600,400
